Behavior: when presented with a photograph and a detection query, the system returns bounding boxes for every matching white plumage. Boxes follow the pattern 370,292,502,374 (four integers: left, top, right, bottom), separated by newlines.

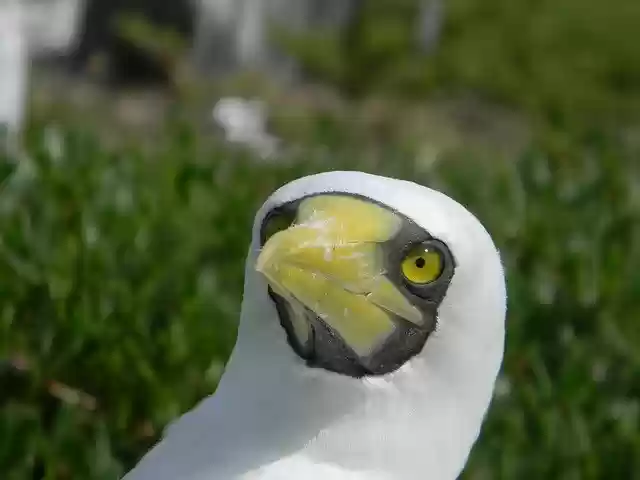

124,171,507,480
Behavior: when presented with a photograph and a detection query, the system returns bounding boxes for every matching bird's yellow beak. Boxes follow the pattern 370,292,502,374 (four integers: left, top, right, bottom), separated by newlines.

256,195,423,357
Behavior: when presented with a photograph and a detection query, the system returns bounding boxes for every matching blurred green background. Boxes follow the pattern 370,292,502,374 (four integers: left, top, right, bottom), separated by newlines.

1,0,639,478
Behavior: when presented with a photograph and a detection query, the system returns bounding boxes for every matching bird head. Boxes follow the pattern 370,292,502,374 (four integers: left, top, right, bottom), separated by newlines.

123,171,507,480
249,171,506,382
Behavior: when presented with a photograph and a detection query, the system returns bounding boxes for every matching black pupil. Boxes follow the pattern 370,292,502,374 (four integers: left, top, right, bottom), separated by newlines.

415,257,426,268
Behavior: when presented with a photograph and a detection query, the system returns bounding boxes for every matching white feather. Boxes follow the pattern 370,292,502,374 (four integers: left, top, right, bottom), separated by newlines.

124,171,507,480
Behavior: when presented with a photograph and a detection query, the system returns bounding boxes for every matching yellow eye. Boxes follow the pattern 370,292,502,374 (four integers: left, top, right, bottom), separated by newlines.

401,245,443,285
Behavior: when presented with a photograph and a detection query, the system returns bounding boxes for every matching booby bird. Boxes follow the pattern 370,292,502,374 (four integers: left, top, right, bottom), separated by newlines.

123,171,507,480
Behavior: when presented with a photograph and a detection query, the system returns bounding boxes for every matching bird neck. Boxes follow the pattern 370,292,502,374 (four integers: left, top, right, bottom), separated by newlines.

199,267,498,479
212,336,489,479
126,254,501,480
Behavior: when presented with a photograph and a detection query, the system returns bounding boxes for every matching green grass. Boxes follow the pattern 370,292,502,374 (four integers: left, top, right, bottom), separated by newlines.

1,117,638,479
3,0,640,477
280,0,640,130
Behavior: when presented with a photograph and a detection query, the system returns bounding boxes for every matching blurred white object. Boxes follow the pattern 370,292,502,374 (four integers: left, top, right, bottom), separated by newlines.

0,0,27,134
24,0,84,56
0,0,82,139
417,0,444,53
195,0,355,81
195,0,442,81
212,97,280,159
